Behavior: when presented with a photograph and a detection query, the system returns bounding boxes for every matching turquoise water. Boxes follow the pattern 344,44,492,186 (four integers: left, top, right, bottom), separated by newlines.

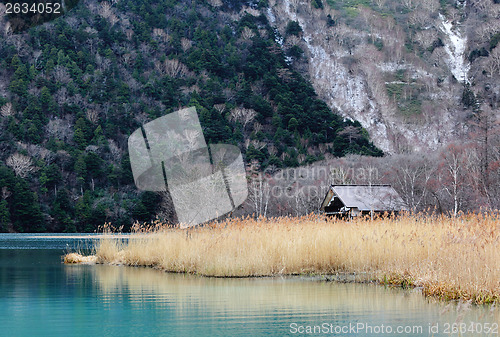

0,234,498,337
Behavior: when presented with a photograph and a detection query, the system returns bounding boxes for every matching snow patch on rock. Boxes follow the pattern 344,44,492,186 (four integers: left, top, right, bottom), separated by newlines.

439,13,470,83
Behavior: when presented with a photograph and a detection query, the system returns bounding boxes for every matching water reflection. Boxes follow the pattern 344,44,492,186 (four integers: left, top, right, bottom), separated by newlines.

65,263,499,335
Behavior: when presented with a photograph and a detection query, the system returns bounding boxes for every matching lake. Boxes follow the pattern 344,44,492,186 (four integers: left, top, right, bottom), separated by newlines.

0,234,498,336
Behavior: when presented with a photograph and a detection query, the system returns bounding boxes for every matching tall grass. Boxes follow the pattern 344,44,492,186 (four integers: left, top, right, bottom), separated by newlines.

66,214,500,304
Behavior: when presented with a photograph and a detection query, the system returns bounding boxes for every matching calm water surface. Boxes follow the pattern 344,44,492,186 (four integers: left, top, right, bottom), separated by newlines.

0,234,498,337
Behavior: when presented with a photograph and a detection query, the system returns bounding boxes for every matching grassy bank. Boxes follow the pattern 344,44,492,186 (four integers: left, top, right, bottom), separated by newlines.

65,214,500,304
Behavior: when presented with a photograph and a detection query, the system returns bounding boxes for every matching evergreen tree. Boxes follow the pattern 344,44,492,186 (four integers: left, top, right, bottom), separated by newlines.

0,200,11,232
74,154,87,186
11,181,45,232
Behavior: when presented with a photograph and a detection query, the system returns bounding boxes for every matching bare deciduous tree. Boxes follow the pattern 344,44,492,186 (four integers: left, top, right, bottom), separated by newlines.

438,144,468,216
1,102,15,117
108,139,122,162
329,166,352,185
85,109,100,124
53,65,71,84
338,126,361,144
32,50,42,69
391,156,434,211
253,122,263,133
230,107,257,130
183,129,202,150
421,0,439,13
246,161,271,217
241,27,255,40
2,186,11,200
54,87,68,105
99,1,112,19
470,0,490,11
109,14,119,27
207,0,223,7
402,0,415,10
489,45,500,76
152,29,170,43
96,54,112,72
46,118,73,142
372,0,386,8
4,21,12,37
157,59,190,78
125,29,134,40
268,145,277,156
408,10,431,27
485,57,498,78
181,38,192,52
213,104,226,114
251,140,266,150
6,153,37,178
415,30,438,50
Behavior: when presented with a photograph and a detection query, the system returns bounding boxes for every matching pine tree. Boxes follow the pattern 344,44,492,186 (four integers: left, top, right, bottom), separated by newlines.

0,200,11,232
75,154,87,186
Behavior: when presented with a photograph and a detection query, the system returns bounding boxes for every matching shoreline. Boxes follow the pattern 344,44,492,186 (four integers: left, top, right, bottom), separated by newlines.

64,214,500,305
63,258,459,303
64,253,494,304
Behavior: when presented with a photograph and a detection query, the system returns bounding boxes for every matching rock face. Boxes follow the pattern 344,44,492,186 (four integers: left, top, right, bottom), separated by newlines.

266,0,500,154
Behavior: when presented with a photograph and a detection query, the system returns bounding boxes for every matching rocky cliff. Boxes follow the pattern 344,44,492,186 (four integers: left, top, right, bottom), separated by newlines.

266,0,500,153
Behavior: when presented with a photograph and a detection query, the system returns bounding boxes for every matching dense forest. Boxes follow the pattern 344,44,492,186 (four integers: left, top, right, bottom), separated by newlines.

0,0,381,232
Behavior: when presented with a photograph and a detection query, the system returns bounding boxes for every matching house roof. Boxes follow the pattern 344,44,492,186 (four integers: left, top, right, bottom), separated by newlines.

327,185,407,212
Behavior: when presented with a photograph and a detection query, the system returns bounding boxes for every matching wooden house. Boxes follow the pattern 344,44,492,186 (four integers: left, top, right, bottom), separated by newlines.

320,185,407,218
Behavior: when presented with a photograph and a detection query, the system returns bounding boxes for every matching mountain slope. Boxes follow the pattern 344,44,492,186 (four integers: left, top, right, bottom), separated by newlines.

0,0,381,232
267,0,500,153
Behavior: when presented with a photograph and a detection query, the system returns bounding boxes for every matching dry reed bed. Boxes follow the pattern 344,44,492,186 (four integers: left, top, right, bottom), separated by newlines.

66,214,500,304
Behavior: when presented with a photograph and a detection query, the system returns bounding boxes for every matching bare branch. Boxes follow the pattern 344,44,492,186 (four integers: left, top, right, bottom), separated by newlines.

6,153,37,178
1,102,15,117
85,109,100,125
230,107,257,130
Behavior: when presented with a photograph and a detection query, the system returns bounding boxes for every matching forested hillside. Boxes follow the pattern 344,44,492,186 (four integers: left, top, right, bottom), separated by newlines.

0,0,381,232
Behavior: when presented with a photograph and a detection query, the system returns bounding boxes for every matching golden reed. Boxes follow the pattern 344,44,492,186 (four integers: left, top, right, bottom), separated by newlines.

65,213,500,304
